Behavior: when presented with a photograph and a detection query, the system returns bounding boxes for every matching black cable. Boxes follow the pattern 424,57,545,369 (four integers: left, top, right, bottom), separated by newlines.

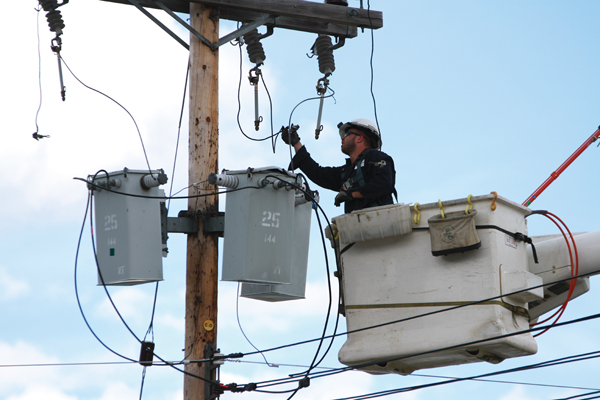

303,207,341,371
245,274,600,390
59,56,154,175
287,88,336,129
74,189,136,362
139,366,147,400
556,391,600,400
283,192,337,400
77,172,600,394
330,349,600,400
366,0,381,140
285,86,336,169
79,171,215,384
293,312,600,387
236,282,272,366
235,40,280,142
244,262,600,383
33,6,43,138
143,282,160,343
167,56,190,211
260,72,277,153
75,176,264,200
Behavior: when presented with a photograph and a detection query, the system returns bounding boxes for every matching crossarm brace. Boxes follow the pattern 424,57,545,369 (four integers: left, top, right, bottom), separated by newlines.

126,0,276,51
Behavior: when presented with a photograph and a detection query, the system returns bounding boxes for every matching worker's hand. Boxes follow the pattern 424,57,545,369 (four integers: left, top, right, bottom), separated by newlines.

281,124,300,146
334,190,353,207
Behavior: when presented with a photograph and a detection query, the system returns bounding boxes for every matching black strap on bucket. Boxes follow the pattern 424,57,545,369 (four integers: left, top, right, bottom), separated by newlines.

413,225,539,263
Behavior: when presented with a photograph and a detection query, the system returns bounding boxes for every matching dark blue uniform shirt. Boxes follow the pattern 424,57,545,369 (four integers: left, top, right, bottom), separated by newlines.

290,146,396,213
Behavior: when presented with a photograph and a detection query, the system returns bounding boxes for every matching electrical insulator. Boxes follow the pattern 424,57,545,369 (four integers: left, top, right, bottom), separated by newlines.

313,35,336,77
244,28,266,66
40,0,67,37
208,172,239,189
39,0,69,101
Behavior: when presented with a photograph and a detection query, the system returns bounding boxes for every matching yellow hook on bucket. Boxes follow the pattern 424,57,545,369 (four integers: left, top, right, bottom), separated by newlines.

465,194,473,215
413,203,421,224
438,199,445,219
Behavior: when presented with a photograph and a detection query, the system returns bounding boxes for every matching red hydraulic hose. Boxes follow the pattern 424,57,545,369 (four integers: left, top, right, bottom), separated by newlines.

523,126,600,207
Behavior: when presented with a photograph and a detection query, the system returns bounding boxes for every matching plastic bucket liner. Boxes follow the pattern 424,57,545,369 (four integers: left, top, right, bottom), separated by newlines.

428,210,481,256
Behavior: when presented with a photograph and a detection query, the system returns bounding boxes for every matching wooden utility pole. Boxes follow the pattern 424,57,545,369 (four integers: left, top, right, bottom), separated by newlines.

185,3,219,400
95,2,382,399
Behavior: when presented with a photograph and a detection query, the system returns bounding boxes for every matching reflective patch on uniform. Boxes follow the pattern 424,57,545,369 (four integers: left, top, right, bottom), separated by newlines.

370,160,387,168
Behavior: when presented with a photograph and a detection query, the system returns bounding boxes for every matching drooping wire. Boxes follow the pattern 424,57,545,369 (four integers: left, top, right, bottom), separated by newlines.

139,366,147,400
285,86,336,169
167,56,190,212
74,188,136,362
77,175,595,365
143,282,160,343
59,56,154,175
261,72,277,153
235,282,272,366
328,348,600,400
555,391,600,400
33,6,44,138
78,172,214,385
366,0,382,142
75,178,600,394
236,309,600,393
235,39,280,143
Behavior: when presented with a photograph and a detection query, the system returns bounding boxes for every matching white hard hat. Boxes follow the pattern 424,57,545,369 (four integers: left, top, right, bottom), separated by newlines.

338,118,381,149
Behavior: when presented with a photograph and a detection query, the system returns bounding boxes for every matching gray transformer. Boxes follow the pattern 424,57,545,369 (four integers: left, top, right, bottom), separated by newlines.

90,168,166,286
240,197,313,301
220,167,313,290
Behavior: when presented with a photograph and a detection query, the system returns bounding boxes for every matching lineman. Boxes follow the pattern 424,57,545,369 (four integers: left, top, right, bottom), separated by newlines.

282,118,396,213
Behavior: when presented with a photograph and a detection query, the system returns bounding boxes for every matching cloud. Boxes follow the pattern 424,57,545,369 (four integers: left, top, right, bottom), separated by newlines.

6,386,78,400
0,268,30,301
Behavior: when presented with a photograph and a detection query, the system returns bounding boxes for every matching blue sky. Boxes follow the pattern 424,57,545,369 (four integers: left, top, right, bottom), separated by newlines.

2,1,600,399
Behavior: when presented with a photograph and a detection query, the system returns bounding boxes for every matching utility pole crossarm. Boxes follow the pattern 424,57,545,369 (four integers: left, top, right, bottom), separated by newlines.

98,0,378,37
193,0,383,29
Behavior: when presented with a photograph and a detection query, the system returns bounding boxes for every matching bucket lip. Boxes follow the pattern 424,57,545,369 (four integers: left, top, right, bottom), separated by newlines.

410,194,529,214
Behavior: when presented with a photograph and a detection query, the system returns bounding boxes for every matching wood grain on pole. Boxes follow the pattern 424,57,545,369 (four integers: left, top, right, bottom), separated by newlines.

185,3,219,400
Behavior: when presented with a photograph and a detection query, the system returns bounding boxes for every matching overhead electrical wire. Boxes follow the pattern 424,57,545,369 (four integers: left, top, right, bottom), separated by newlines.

74,189,136,363
59,56,154,175
328,349,600,400
284,87,336,169
366,0,381,140
194,177,597,396
33,5,44,140
59,6,597,400
235,38,279,145
75,171,594,395
167,56,190,212
74,172,220,386
236,282,273,367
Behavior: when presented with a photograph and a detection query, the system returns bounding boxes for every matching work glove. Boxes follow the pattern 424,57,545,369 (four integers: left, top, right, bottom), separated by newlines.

334,190,353,207
281,124,300,146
